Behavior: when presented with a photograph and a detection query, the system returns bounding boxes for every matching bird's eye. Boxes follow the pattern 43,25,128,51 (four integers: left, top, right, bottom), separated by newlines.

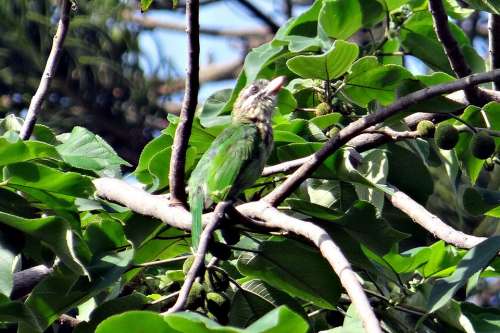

249,85,259,94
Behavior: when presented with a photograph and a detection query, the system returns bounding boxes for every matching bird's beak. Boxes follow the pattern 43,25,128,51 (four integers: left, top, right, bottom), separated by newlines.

263,76,287,96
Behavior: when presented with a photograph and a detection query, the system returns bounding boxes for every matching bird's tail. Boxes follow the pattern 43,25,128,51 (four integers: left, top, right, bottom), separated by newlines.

190,190,203,250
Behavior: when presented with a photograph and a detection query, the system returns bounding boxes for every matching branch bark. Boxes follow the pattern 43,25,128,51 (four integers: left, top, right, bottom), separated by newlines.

263,69,500,206
489,14,500,90
20,0,71,140
428,0,485,105
93,178,382,333
387,186,486,248
168,0,200,204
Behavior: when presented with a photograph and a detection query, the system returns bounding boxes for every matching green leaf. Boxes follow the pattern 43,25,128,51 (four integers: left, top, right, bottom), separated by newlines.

0,212,87,275
134,134,172,185
246,306,309,333
287,199,344,221
287,40,359,80
428,236,500,313
0,137,60,166
3,162,94,198
165,311,241,332
462,187,500,216
319,0,363,39
56,127,130,177
20,250,134,333
462,302,500,332
462,0,500,14
74,293,150,333
0,230,17,296
328,304,365,332
237,238,341,309
96,311,172,333
444,0,475,19
343,56,413,107
199,89,233,127
140,0,154,12
229,279,305,328
274,130,308,143
0,296,42,332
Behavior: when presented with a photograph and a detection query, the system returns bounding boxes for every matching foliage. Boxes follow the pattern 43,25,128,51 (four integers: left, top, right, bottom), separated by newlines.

1,0,500,332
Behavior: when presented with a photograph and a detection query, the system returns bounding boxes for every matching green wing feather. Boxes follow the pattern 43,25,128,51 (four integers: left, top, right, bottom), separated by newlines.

188,124,266,249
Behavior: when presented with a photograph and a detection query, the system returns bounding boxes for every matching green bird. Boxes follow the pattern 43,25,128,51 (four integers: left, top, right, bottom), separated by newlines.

188,76,286,249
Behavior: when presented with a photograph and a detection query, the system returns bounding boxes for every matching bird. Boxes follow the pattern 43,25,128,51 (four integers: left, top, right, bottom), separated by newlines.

188,76,286,249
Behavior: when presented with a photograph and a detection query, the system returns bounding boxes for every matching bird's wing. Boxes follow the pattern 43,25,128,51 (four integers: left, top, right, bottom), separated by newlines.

187,124,257,249
206,124,259,202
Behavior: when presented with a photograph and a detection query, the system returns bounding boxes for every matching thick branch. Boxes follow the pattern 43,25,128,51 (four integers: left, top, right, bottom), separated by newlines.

93,178,382,333
168,0,200,204
428,0,484,104
234,0,280,33
12,265,53,299
166,201,231,313
263,69,500,206
20,0,71,140
489,14,500,90
387,186,486,248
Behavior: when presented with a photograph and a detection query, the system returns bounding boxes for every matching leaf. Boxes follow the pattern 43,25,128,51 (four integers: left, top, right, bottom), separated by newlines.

462,187,500,216
0,296,42,332
0,230,18,296
343,56,413,107
229,279,305,328
319,0,363,39
353,149,389,212
287,40,359,80
328,304,365,332
274,130,308,143
20,250,134,333
74,293,150,333
287,198,344,221
96,311,172,333
246,306,309,333
140,0,154,12
428,236,500,313
56,127,130,177
237,238,341,309
0,212,87,275
199,89,233,127
462,0,500,14
0,137,60,166
461,302,500,332
165,311,242,332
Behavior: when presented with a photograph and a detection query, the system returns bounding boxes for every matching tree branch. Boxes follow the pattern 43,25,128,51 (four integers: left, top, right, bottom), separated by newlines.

234,0,280,33
168,0,200,204
12,265,53,299
20,0,71,140
263,69,500,206
489,14,500,91
387,186,486,248
93,178,382,333
165,201,231,313
428,0,485,104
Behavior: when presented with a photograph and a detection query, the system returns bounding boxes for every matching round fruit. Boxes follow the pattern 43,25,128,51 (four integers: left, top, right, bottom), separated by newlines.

470,131,496,160
416,120,435,138
435,124,459,150
315,102,331,116
205,292,230,318
327,126,340,138
204,270,230,292
186,281,205,309
182,256,195,275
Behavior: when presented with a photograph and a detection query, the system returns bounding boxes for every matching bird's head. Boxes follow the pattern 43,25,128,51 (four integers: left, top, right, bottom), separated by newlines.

232,76,286,124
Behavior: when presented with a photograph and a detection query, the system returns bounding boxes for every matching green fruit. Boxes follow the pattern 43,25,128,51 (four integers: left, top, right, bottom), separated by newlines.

470,131,496,160
208,242,232,260
220,227,240,245
204,269,230,292
186,281,206,309
182,256,195,275
327,126,340,138
435,124,459,150
205,292,230,318
416,120,435,138
315,102,331,116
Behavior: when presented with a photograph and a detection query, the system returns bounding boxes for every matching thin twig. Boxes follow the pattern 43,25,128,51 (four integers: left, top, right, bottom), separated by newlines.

489,14,500,90
20,0,71,140
132,255,191,268
168,0,200,204
263,69,500,206
428,0,484,104
165,201,231,313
